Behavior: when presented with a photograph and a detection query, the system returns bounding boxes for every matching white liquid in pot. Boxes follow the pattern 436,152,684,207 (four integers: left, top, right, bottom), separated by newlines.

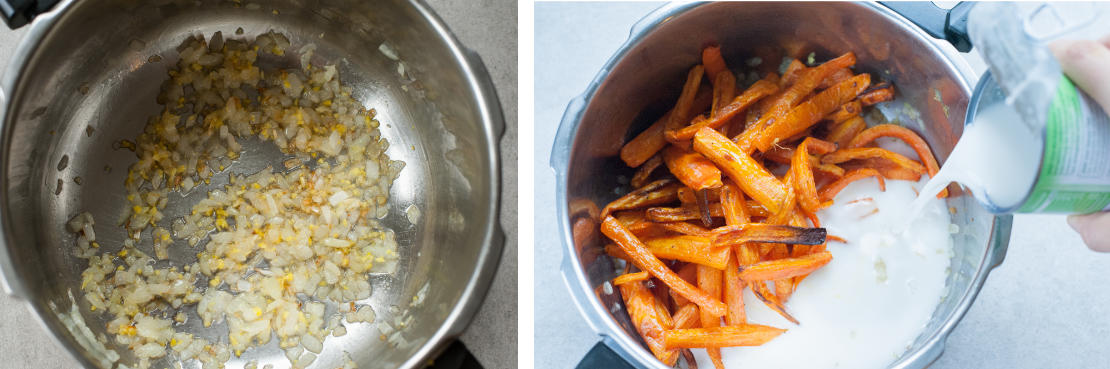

694,176,954,369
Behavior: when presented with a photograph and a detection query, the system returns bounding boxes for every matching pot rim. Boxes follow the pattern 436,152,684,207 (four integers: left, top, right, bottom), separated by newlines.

552,2,1011,368
0,0,506,368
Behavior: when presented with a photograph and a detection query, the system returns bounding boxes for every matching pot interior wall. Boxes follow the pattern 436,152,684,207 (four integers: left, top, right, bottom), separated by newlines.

1,0,498,367
566,2,996,367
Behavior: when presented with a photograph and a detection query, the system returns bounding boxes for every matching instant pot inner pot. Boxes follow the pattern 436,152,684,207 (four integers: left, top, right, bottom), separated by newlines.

566,2,997,367
2,0,497,367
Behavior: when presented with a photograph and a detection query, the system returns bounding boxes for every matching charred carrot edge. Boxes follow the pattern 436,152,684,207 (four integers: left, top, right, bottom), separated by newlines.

755,73,871,152
663,146,724,190
791,137,838,214
719,180,750,226
630,154,664,189
697,265,726,368
646,204,725,223
817,168,886,202
667,65,707,132
858,82,894,106
677,186,722,206
751,281,799,324
702,46,729,82
693,127,790,213
669,78,779,142
825,115,867,148
711,223,827,247
738,251,833,281
711,70,737,119
620,89,713,167
643,235,731,270
602,179,682,218
614,271,650,286
824,100,862,124
821,147,926,175
602,216,728,317
620,281,680,365
723,255,747,326
848,123,945,197
663,325,787,349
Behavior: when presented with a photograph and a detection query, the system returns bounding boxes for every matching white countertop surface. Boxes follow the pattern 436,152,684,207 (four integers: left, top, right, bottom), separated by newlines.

0,0,517,368
534,2,1110,368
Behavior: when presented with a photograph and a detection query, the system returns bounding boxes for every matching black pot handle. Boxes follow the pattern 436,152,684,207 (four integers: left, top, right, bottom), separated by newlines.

881,1,975,52
577,342,637,369
1,0,59,29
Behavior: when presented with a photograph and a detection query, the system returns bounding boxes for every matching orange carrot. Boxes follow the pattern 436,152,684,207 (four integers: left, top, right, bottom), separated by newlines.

848,123,945,197
673,303,700,329
647,204,724,223
631,154,664,189
667,65,707,132
569,198,601,221
712,223,827,247
723,255,746,326
614,272,650,286
821,147,926,175
620,281,680,365
702,46,729,82
668,77,779,142
663,146,724,190
817,67,855,89
750,281,799,324
620,89,713,167
711,71,736,119
660,222,714,237
643,235,731,270
858,82,894,106
818,168,886,202
692,127,790,213
824,101,862,124
663,325,787,349
719,180,750,226
672,263,699,307
572,217,598,250
697,265,726,368
602,179,682,218
738,251,833,281
755,73,871,152
825,115,867,148
602,216,728,317
791,137,838,214
780,59,807,88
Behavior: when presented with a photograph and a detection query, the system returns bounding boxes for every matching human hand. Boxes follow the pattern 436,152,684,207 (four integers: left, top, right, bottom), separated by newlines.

1050,37,1110,252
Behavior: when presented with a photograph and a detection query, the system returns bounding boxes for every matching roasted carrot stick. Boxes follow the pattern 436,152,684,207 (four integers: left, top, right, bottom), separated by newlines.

671,263,699,307
697,264,726,368
693,127,790,213
620,89,712,167
780,59,806,88
614,210,668,238
620,281,680,365
824,100,862,124
647,204,725,222
723,255,746,326
751,281,799,324
817,67,855,89
663,146,724,190
711,70,737,118
817,168,886,202
631,154,664,189
667,65,707,132
602,216,728,317
791,137,838,214
825,115,867,148
821,147,926,175
614,271,650,286
755,73,871,152
711,223,827,247
719,180,750,226
663,325,787,349
668,77,779,142
677,186,722,206
858,82,895,106
848,123,945,197
702,46,729,82
738,251,833,281
602,179,682,218
672,303,700,329
644,235,731,270
660,222,714,237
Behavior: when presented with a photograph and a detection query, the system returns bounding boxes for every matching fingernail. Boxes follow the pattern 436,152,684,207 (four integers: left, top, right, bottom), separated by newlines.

1067,214,1085,231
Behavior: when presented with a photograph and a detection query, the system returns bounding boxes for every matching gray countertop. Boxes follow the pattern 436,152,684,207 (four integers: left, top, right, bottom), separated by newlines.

534,2,1110,368
0,0,517,368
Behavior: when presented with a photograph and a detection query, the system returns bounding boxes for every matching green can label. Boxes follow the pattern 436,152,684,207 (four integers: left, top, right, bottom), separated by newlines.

1019,77,1110,213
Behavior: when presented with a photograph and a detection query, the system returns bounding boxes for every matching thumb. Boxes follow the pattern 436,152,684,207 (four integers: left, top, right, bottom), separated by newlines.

1067,212,1110,252
1049,39,1110,112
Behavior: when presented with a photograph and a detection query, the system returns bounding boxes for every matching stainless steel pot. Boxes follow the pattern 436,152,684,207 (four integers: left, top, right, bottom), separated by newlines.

552,2,1012,368
0,0,504,368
